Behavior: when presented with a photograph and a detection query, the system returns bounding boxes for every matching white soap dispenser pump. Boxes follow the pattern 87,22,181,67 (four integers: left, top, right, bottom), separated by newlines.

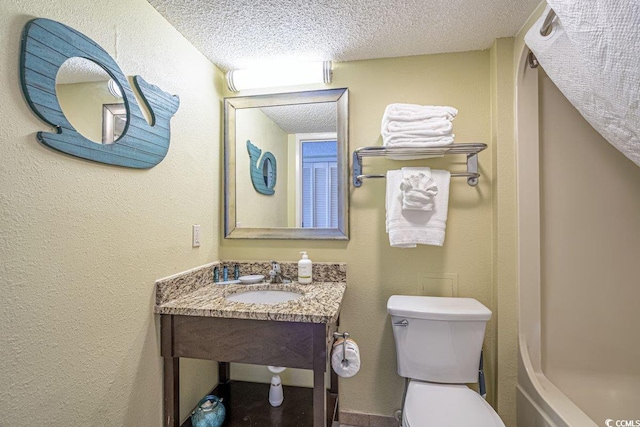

298,251,312,284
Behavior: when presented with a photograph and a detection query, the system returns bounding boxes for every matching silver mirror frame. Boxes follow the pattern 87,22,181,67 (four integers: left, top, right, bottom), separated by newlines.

224,88,349,240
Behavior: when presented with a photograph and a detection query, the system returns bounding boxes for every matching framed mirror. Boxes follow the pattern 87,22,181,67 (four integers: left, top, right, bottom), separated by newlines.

224,88,349,240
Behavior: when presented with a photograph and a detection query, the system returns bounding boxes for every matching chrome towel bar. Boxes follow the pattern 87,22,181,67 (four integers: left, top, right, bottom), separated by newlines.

352,143,487,187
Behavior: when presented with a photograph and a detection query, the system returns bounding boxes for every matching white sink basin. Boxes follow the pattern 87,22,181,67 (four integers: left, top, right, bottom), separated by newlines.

225,290,303,305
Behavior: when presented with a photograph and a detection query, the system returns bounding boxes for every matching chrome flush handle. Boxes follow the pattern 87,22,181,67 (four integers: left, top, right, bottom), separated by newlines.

392,319,409,327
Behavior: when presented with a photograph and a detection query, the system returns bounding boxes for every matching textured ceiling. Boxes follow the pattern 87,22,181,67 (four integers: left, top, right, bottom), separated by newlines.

56,57,109,84
261,102,336,134
147,0,540,71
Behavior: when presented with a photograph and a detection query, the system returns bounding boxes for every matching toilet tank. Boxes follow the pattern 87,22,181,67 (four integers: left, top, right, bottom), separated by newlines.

387,295,492,384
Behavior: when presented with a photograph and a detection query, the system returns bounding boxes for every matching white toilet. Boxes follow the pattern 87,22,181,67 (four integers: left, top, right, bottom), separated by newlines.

387,295,505,427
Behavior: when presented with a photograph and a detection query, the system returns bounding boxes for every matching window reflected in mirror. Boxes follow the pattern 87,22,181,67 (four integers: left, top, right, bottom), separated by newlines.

300,137,338,228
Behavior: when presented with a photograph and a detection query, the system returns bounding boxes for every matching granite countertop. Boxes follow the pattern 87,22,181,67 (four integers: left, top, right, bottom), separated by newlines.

155,281,345,323
154,261,347,324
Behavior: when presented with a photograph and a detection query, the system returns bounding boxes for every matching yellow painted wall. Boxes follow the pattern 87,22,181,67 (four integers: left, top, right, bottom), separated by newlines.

287,133,297,227
235,108,289,228
0,2,527,424
220,51,503,418
490,37,518,427
0,0,223,424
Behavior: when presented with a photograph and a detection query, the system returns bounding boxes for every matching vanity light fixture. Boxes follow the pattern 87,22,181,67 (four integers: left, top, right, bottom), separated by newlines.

107,78,122,98
226,61,332,92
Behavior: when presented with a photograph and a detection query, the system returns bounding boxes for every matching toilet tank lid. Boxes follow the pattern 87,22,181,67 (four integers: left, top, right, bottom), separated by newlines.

387,295,492,321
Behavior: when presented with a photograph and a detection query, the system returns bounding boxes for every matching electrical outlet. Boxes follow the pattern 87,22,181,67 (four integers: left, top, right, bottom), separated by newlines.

192,224,201,247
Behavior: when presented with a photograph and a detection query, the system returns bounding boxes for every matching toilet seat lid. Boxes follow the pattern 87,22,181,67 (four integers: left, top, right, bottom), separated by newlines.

404,381,505,427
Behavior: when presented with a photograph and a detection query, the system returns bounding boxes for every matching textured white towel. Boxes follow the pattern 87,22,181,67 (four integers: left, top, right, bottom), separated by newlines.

400,167,438,211
383,135,455,147
382,118,453,137
525,2,640,167
381,104,457,148
383,104,458,122
386,169,451,247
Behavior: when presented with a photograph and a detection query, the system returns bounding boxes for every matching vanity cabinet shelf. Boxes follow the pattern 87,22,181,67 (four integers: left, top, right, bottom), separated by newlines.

180,381,338,427
352,142,488,187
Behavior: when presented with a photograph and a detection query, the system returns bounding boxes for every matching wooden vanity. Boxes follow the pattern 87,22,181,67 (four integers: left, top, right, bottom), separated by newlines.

154,262,346,427
161,314,339,427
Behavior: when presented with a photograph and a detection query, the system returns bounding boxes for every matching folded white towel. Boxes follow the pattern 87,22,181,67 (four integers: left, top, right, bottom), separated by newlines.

385,152,447,161
383,104,458,122
400,167,438,211
381,104,457,148
383,135,455,147
382,117,453,137
382,123,453,141
386,169,451,247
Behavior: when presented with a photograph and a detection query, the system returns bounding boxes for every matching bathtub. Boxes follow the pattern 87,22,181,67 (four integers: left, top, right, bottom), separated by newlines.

517,336,597,427
515,43,640,427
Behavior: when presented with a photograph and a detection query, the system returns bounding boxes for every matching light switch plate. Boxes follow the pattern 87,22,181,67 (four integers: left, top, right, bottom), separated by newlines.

192,224,201,247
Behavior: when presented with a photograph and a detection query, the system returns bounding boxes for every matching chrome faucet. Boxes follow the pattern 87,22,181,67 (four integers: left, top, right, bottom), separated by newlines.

269,261,292,284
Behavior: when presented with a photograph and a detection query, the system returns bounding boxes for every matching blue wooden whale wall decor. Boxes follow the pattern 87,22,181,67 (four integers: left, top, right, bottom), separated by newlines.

247,140,277,195
19,18,180,169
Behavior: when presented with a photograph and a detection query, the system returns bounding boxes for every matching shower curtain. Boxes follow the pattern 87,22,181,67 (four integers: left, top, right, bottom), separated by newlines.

525,0,640,167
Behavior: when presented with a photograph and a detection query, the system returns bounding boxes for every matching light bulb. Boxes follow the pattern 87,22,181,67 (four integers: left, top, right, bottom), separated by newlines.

227,61,332,92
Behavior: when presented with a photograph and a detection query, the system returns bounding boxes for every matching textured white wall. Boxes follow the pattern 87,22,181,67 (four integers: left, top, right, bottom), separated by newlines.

0,0,223,424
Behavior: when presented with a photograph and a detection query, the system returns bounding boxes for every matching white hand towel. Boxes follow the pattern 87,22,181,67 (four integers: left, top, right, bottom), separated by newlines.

386,169,451,247
400,167,438,211
383,104,458,122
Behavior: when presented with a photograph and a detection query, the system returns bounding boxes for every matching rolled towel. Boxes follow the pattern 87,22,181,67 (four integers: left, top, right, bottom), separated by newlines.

383,103,458,122
331,338,361,378
400,167,438,211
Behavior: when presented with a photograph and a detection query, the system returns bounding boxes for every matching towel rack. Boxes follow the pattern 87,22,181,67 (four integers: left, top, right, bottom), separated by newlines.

352,143,488,187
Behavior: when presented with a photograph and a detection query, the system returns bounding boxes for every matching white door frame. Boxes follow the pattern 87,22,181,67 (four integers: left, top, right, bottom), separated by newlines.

295,132,338,227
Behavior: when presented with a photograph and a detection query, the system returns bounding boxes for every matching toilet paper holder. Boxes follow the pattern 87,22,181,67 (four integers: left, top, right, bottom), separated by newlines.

332,331,350,363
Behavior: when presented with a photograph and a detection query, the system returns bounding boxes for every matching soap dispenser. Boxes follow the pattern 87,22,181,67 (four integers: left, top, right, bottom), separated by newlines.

298,251,312,284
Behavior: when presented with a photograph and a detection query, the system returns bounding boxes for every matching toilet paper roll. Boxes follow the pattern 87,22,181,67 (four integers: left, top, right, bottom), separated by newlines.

331,338,361,378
